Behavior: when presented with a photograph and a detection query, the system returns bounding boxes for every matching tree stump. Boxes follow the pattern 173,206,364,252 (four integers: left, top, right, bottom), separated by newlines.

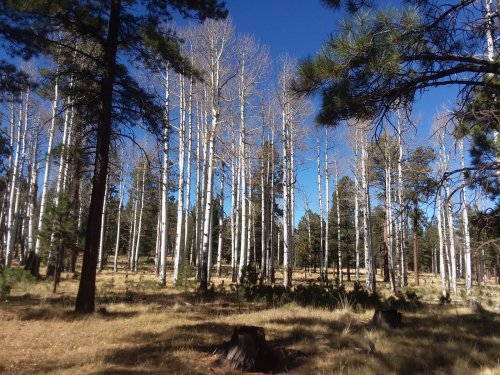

371,309,402,328
214,325,300,372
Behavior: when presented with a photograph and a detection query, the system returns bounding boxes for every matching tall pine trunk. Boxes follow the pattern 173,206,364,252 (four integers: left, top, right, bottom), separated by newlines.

75,0,121,313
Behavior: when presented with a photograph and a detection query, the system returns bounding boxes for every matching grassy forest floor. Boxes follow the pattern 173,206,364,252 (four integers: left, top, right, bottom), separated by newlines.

1,260,499,375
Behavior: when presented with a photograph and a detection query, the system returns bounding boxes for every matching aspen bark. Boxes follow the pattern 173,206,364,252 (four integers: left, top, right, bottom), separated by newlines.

459,140,472,295
173,74,186,283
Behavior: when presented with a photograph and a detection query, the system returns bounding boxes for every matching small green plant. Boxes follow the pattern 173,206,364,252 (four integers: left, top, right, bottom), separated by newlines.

0,267,35,299
235,285,246,312
176,263,195,290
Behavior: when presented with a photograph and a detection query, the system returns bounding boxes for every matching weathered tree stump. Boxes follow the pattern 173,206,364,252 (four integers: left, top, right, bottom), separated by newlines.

214,325,302,372
371,309,402,328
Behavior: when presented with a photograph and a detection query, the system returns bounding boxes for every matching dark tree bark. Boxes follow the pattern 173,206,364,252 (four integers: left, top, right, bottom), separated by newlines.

413,198,419,286
75,0,121,314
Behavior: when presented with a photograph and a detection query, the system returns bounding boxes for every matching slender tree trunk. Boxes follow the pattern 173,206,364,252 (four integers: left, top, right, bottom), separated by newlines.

361,131,375,292
445,180,457,294
335,160,342,285
173,74,186,283
413,198,420,286
324,128,330,284
113,162,125,272
133,163,146,272
317,135,325,283
97,177,109,271
459,140,472,295
384,136,395,291
5,102,23,266
437,189,448,297
35,76,59,260
75,0,121,314
397,114,407,286
216,167,224,277
353,129,360,283
159,67,171,285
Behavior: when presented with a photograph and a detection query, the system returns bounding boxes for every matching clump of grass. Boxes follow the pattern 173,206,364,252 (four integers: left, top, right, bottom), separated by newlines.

0,267,35,298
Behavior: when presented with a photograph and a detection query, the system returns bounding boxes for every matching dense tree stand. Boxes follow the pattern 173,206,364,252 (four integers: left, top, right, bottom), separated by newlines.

214,326,304,372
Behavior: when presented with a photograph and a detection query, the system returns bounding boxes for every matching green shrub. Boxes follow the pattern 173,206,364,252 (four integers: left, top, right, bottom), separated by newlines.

0,267,35,299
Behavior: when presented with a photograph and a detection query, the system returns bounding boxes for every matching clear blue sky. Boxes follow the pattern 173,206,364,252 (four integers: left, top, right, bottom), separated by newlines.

224,1,455,223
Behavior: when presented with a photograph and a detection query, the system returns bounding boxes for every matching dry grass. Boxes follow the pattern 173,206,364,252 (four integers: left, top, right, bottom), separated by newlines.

0,266,499,375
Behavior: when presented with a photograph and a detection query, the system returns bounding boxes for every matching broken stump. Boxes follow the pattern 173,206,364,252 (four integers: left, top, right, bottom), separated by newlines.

214,325,302,372
371,309,402,328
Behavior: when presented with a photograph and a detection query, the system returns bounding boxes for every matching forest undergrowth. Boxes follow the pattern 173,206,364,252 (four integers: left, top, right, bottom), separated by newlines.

0,261,499,375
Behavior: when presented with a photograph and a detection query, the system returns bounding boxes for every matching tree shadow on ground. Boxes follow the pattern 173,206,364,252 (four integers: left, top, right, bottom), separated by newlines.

101,321,309,374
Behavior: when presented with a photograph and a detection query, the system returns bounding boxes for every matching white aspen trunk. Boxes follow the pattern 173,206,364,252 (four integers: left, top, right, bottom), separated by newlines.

97,177,109,271
198,95,210,277
193,100,202,267
316,135,325,283
62,103,75,191
325,128,330,283
54,97,72,204
207,206,213,283
216,169,224,277
129,176,139,270
27,126,39,257
160,67,171,285
361,131,375,292
238,128,247,282
269,120,276,282
335,160,342,285
35,76,59,257
305,201,312,274
173,74,186,283
133,164,146,272
459,140,472,295
290,130,295,270
5,102,23,266
113,163,125,272
384,134,395,291
260,124,267,279
353,129,360,282
0,101,16,260
183,77,193,260
230,127,238,281
396,113,407,286
437,189,448,297
15,94,30,262
445,180,457,294
201,130,216,290
282,98,290,287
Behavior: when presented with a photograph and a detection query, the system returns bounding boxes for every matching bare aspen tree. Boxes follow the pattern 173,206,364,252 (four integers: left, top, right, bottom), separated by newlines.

35,74,59,258
216,166,225,277
113,159,126,272
384,131,396,291
173,73,187,283
437,188,448,297
133,161,146,272
5,101,24,266
459,139,472,294
335,159,343,285
316,133,325,283
396,113,407,286
325,128,330,283
349,125,361,282
199,19,233,292
360,124,375,291
159,65,171,285
97,176,108,271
